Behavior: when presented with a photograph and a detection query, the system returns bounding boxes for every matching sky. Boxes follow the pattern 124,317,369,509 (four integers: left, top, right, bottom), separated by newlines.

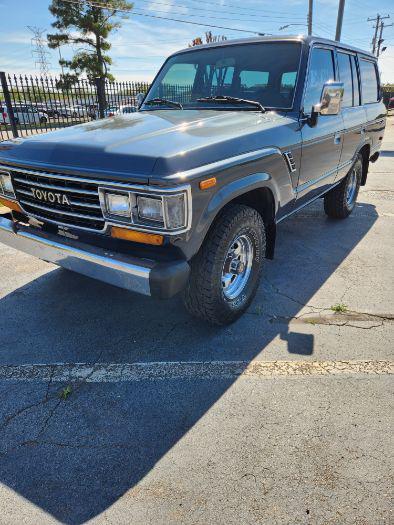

0,0,393,83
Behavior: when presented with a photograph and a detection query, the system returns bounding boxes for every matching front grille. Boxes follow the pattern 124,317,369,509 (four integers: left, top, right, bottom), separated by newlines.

9,166,105,231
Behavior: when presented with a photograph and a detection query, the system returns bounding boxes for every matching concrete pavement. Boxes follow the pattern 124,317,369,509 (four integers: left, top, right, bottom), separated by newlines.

0,119,393,524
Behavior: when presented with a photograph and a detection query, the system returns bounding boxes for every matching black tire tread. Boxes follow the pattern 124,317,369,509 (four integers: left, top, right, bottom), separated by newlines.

324,155,362,219
183,204,265,325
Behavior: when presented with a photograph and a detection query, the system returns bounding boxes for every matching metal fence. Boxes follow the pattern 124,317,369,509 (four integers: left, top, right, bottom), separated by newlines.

0,72,150,142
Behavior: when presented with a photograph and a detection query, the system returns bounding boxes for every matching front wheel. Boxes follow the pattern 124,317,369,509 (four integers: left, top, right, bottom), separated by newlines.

183,204,265,325
324,155,362,219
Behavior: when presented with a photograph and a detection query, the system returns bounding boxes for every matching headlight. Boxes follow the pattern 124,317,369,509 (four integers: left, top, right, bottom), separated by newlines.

137,196,163,223
0,172,15,199
105,192,131,217
99,186,190,233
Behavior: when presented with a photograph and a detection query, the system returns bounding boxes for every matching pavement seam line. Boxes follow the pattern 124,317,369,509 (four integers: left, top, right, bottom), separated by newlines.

0,360,392,382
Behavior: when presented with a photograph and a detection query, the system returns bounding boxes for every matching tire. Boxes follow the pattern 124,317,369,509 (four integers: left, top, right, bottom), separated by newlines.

324,154,362,219
183,204,265,325
40,116,47,124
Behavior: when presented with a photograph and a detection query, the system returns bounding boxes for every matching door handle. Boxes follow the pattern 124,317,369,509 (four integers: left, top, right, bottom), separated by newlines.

334,132,341,145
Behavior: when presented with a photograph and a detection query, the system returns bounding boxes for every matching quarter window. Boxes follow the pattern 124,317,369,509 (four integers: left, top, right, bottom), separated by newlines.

304,48,335,113
337,52,353,108
359,59,379,103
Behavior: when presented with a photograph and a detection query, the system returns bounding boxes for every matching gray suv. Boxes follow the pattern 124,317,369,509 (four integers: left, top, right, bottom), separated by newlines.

0,36,386,324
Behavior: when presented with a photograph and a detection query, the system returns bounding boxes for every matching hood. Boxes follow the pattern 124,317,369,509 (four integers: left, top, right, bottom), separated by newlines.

0,110,293,184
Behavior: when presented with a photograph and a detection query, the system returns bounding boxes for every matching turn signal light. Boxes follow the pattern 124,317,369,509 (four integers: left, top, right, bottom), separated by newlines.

0,196,22,213
199,177,217,190
111,226,164,246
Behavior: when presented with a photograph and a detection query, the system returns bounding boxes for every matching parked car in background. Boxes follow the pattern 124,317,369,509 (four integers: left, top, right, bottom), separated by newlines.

1,104,47,125
388,97,394,112
57,105,88,118
32,103,59,118
0,36,386,324
103,105,120,117
104,104,137,117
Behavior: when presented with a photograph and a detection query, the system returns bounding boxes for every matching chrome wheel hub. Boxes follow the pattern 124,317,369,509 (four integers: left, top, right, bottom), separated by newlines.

346,167,358,206
222,234,254,300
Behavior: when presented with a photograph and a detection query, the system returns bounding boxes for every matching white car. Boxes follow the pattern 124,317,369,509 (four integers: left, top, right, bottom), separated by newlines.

1,105,47,125
104,104,137,117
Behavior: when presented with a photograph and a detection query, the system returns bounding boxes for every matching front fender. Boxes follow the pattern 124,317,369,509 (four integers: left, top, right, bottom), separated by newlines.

195,172,279,238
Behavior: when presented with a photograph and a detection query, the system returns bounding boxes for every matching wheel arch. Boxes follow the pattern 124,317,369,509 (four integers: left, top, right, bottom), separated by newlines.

196,173,278,260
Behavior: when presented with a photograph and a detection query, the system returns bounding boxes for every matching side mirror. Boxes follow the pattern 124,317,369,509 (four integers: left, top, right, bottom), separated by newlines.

319,82,344,115
307,82,344,127
136,93,145,109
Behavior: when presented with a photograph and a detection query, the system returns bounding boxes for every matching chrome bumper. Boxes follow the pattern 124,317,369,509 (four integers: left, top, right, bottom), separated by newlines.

0,216,189,298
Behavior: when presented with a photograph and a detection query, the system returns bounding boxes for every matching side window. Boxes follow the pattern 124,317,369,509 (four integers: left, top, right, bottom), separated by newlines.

337,52,353,108
350,55,360,106
359,58,379,103
303,48,335,112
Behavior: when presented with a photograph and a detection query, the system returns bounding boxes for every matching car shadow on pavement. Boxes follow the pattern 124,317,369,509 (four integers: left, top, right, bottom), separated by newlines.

0,201,378,524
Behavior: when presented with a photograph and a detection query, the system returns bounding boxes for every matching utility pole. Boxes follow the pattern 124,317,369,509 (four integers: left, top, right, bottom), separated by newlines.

368,14,390,55
377,19,393,57
307,0,313,36
335,0,346,41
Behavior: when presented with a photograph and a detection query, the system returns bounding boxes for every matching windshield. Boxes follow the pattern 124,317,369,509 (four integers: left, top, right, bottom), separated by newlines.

143,42,301,111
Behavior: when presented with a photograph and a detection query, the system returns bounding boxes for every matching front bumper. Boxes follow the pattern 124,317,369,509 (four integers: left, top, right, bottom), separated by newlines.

0,216,190,299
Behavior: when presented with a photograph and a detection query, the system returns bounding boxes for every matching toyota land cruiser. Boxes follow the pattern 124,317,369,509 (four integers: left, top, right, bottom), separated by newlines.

0,36,386,325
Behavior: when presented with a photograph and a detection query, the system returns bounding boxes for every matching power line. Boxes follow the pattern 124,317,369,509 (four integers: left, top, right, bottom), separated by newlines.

171,0,306,17
60,0,268,35
132,6,290,24
134,0,306,21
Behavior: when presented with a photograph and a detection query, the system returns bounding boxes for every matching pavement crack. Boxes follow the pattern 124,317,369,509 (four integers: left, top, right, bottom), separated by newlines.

263,277,325,312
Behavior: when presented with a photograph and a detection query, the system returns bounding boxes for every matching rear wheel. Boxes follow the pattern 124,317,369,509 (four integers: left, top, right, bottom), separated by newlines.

324,155,362,219
183,204,265,325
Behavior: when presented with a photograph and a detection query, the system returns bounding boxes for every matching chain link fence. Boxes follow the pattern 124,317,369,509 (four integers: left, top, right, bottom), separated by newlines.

0,73,150,142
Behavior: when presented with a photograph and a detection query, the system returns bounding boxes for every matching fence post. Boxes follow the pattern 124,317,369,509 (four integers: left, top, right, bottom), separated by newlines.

0,72,18,138
95,77,106,119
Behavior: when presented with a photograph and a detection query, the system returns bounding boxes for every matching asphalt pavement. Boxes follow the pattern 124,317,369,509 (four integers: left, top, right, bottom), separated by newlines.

0,119,393,524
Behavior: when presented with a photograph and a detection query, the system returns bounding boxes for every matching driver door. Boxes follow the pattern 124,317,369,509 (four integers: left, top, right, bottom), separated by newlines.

297,46,344,204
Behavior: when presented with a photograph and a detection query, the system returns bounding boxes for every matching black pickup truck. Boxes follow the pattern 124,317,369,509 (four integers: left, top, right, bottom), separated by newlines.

0,36,386,324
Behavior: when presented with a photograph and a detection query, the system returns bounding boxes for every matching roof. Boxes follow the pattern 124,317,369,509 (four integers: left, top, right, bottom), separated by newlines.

172,35,375,59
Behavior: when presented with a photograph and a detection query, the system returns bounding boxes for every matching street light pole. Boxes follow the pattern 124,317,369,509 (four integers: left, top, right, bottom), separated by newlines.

308,0,313,36
335,0,346,41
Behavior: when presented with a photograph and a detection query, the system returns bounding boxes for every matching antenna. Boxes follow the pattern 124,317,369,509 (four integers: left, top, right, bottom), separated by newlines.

27,26,51,76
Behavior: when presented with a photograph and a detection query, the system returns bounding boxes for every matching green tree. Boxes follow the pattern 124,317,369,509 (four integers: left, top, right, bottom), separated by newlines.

47,0,133,85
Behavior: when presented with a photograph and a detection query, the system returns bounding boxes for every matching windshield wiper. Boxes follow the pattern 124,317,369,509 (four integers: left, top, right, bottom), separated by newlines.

144,98,183,109
197,95,266,113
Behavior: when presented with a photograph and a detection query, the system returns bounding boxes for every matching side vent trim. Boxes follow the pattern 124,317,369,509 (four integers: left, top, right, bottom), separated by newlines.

283,151,297,173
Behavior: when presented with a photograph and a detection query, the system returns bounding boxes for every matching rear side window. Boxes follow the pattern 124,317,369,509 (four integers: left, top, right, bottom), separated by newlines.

359,59,379,103
337,52,353,107
303,48,335,112
350,55,360,106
